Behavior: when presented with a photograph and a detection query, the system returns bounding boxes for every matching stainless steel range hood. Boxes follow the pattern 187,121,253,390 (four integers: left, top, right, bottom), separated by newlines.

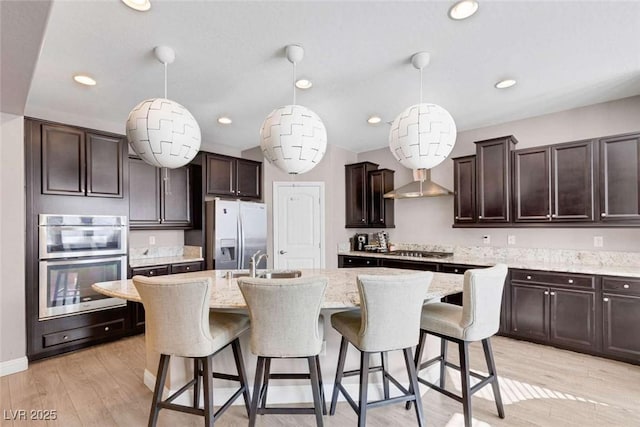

383,169,453,199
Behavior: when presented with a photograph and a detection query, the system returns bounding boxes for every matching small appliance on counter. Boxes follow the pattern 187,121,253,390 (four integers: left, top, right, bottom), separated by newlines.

377,231,389,252
353,233,369,251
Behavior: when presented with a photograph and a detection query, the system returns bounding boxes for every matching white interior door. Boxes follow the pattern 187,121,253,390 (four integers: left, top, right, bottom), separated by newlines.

273,182,325,269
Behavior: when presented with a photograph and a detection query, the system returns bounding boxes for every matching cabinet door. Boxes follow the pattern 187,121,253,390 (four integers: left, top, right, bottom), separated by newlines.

453,156,476,223
513,147,551,221
129,157,161,226
549,288,597,351
206,154,236,196
86,133,123,198
338,256,378,268
551,140,594,221
602,293,640,360
476,137,515,222
369,169,395,227
41,124,85,195
599,133,640,221
236,159,262,199
162,166,191,226
510,284,548,341
345,162,378,227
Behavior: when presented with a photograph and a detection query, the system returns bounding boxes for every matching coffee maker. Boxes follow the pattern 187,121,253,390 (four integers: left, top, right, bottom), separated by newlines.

354,233,368,251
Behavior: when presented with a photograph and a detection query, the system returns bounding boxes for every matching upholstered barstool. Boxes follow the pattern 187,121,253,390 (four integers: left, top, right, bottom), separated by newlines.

330,272,434,427
133,275,251,427
237,276,328,427
411,264,508,427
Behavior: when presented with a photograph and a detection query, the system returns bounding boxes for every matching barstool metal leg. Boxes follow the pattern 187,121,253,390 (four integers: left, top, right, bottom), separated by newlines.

193,358,201,409
231,338,251,417
440,338,448,389
249,356,266,427
381,351,390,400
330,337,348,415
358,351,370,427
260,358,272,409
149,354,170,427
458,341,472,427
482,338,505,418
308,356,325,427
315,355,327,414
403,347,425,427
202,355,215,427
407,330,427,410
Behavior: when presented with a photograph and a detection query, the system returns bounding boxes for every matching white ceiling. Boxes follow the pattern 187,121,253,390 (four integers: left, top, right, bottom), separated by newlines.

16,0,640,153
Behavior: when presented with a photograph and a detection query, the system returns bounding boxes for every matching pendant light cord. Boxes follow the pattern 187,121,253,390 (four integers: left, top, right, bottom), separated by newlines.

292,61,297,105
164,62,168,99
419,66,423,105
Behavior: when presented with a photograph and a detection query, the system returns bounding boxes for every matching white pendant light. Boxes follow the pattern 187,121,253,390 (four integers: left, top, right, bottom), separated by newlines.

389,52,457,171
126,46,201,169
259,44,327,175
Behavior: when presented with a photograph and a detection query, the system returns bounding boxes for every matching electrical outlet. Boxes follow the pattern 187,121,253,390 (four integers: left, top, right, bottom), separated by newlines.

149,235,156,245
508,235,516,245
483,235,491,245
594,236,603,248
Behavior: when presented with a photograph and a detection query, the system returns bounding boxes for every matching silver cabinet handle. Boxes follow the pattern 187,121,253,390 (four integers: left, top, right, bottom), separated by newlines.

186,266,190,270
361,218,366,222
63,335,69,340
550,292,556,296
365,260,370,265
603,297,609,302
601,213,607,217
279,250,287,254
526,275,532,280
479,215,483,219
149,271,155,276
568,279,574,284
455,216,459,220
104,326,110,331
546,214,551,219
624,284,630,289
544,291,549,295
551,214,557,218
454,269,459,273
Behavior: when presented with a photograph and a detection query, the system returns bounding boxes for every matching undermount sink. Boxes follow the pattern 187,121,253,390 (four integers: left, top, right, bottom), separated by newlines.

226,270,302,279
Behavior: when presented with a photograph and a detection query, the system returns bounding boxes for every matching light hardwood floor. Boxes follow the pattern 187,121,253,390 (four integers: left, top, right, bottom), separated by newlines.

2,335,639,426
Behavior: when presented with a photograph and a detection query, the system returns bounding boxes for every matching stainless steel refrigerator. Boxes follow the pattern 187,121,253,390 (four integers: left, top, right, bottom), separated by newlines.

205,200,267,270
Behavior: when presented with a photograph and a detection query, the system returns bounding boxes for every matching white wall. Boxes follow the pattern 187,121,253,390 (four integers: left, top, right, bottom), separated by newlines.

357,95,640,252
243,144,358,269
0,113,27,365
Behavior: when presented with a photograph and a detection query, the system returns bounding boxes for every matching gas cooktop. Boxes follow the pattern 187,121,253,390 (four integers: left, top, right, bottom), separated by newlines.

386,250,454,259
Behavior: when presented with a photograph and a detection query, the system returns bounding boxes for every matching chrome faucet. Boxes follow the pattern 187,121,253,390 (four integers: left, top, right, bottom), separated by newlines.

249,250,269,278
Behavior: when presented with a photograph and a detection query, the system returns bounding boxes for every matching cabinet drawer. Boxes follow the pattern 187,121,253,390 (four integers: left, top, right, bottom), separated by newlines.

440,264,479,274
43,319,125,348
341,256,378,267
381,259,439,272
171,261,203,274
602,277,640,295
131,265,170,277
511,270,594,289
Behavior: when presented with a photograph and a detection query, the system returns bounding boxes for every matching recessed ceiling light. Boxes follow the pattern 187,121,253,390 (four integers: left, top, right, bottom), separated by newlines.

495,79,517,89
448,0,479,20
122,0,151,12
295,79,313,89
73,74,96,86
367,116,382,125
217,116,232,125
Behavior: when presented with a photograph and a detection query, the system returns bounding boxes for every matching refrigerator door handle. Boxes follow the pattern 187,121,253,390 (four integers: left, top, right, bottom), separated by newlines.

238,206,244,269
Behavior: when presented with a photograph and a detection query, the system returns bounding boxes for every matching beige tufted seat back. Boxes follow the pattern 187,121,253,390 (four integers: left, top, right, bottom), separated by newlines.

356,272,433,352
133,275,216,358
460,264,509,341
238,276,328,358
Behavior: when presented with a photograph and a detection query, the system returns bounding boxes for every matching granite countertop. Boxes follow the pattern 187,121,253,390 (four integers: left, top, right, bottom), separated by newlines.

93,268,463,309
129,255,204,268
339,251,640,278
129,245,203,268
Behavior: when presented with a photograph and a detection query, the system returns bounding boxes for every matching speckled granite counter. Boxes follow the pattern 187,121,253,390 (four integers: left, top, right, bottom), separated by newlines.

129,245,203,268
93,268,463,308
338,251,640,278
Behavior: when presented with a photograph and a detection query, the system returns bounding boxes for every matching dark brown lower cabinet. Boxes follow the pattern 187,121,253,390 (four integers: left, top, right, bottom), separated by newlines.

510,284,549,341
549,288,597,352
338,255,379,268
601,276,640,361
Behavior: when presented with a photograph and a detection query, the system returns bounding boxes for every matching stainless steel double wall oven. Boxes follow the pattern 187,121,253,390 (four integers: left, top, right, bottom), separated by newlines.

38,214,127,320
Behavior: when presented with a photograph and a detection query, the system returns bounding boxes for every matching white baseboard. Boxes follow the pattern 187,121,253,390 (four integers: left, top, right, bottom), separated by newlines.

143,363,440,407
0,357,28,377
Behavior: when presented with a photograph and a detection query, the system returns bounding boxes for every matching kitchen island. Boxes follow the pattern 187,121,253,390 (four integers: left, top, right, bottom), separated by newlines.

93,268,464,406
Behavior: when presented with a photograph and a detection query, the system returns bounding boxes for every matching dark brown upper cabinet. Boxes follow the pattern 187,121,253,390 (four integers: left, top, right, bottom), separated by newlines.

129,157,191,229
514,140,594,222
599,133,640,222
475,136,517,223
205,153,261,200
345,162,394,228
368,169,395,228
453,155,476,224
41,123,123,198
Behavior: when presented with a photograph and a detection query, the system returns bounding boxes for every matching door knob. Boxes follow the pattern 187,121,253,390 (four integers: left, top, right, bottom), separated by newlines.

279,250,287,254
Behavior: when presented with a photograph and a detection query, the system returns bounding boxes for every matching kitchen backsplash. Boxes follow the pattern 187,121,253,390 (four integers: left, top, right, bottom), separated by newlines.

129,245,202,260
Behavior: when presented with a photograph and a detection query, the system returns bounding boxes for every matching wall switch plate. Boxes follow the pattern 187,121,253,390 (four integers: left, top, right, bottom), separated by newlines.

594,236,604,247
149,235,156,245
483,235,491,245
508,235,516,245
